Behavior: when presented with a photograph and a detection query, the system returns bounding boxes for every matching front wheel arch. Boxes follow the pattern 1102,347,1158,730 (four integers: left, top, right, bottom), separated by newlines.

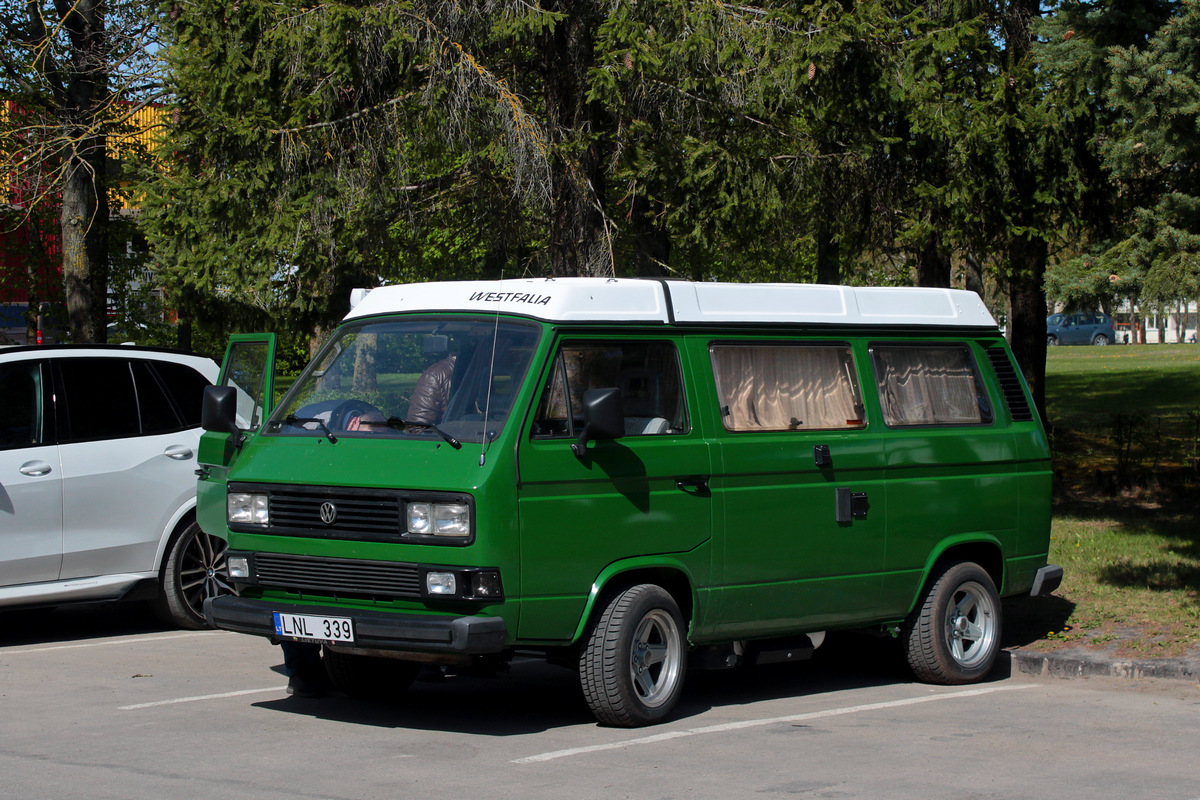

151,518,232,630
571,560,696,645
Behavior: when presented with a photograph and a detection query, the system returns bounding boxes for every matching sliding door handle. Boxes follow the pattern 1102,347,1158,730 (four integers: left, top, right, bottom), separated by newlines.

675,475,710,493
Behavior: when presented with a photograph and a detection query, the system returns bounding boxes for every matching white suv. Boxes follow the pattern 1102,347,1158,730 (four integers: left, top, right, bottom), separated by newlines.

0,345,225,628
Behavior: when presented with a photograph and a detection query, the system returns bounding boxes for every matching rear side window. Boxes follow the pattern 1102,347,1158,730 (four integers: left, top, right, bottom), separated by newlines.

0,361,44,449
131,361,184,434
871,344,992,427
710,343,865,432
151,360,211,427
57,358,141,442
534,340,688,438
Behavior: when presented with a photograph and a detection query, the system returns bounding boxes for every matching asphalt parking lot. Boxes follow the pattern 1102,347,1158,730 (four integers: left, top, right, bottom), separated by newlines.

2,603,1198,800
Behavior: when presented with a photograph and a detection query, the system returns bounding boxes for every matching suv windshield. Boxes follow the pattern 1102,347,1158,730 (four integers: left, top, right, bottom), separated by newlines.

267,316,541,445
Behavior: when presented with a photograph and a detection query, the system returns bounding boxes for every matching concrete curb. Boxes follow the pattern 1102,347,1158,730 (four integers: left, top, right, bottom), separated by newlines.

1008,647,1200,683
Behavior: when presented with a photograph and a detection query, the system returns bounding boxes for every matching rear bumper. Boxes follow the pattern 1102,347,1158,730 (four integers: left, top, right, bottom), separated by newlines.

204,595,507,655
1030,564,1064,597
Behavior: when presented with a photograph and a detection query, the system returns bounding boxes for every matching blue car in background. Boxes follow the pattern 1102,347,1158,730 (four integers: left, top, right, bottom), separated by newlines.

1046,312,1117,346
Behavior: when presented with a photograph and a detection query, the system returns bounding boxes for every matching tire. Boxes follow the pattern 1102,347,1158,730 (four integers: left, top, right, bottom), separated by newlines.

322,648,421,700
903,561,1001,685
1046,335,1057,346
579,584,688,727
1093,334,1109,346
153,521,232,630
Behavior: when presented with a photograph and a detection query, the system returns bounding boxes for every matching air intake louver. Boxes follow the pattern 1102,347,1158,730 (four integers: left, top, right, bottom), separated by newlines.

253,552,422,600
985,346,1034,422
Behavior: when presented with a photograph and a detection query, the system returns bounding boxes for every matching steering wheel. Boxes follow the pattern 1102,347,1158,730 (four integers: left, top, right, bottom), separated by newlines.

329,399,384,431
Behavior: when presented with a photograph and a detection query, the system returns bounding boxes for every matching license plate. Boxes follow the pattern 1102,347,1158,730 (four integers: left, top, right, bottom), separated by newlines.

272,611,355,644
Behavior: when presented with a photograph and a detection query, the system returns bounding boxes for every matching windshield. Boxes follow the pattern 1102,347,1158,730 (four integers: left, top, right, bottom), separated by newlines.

267,316,541,445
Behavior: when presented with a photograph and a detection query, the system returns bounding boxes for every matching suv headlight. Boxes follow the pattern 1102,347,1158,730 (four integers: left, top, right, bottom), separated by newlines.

228,493,269,524
407,501,470,537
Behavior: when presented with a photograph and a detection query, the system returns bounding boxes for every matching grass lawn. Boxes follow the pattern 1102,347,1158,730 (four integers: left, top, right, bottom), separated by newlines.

1004,344,1200,658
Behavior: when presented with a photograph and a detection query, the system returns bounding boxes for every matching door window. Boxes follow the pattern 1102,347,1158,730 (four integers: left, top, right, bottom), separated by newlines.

0,362,44,449
56,359,140,442
223,340,273,430
872,344,993,427
709,343,865,431
534,341,688,438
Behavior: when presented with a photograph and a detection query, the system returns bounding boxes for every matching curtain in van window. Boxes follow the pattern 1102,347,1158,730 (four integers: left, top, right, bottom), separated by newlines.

710,344,863,431
873,345,989,426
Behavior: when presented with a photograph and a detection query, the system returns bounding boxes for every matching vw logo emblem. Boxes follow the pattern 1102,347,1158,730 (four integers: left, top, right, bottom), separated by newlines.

319,502,338,525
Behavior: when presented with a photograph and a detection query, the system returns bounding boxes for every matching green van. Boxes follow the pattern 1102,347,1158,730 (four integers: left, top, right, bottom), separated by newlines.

199,278,1061,726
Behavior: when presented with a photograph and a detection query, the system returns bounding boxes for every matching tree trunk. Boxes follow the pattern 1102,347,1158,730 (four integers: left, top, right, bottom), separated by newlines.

917,230,951,288
61,138,109,343
630,193,671,277
1007,236,1049,423
815,221,839,284
57,0,111,343
542,4,610,277
999,0,1050,423
964,253,985,299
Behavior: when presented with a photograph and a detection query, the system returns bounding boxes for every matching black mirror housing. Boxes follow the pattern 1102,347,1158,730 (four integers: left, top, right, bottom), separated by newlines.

572,387,623,457
202,385,244,446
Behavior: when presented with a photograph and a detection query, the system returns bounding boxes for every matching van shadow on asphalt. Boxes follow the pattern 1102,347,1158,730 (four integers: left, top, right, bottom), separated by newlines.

251,631,1005,736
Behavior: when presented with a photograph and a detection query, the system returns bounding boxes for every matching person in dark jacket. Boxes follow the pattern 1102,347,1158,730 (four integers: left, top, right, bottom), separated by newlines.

407,352,456,426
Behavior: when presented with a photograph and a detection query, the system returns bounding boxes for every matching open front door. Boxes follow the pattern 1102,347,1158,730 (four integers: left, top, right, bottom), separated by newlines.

196,334,276,535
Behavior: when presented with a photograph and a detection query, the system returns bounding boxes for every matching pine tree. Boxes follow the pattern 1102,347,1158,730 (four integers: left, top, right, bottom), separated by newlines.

1105,0,1200,336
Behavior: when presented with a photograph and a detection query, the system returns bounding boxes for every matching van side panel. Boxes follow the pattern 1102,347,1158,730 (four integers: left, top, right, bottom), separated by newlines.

874,338,1051,615
687,337,889,638
1010,428,1054,595
878,432,1019,617
515,333,714,642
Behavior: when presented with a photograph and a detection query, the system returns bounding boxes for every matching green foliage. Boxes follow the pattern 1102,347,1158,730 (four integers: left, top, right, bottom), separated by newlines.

1096,0,1200,310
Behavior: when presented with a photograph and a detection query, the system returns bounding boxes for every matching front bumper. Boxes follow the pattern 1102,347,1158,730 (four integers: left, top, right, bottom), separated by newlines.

204,595,507,655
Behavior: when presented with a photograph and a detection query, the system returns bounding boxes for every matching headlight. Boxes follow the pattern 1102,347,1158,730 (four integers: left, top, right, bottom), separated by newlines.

407,501,470,537
228,493,269,524
425,571,457,595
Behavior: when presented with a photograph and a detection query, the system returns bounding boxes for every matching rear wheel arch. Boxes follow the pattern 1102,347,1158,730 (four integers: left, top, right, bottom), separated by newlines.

912,539,1004,612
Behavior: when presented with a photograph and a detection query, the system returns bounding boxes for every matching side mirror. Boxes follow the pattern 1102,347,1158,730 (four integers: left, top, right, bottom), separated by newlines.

202,385,244,448
572,387,623,458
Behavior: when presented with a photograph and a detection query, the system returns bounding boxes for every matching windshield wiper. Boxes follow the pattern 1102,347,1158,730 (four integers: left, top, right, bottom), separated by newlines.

283,414,338,444
379,416,462,450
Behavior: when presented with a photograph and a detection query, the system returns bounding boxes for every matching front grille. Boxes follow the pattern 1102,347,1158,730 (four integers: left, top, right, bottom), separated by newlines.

253,552,422,600
226,483,474,545
266,486,402,539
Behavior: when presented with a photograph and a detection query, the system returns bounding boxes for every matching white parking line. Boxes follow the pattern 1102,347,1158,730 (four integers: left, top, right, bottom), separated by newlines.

513,683,1038,764
120,686,285,710
3,630,226,655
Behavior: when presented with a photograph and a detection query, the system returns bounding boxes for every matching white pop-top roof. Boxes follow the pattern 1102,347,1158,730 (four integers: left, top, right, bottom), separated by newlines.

345,278,997,329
